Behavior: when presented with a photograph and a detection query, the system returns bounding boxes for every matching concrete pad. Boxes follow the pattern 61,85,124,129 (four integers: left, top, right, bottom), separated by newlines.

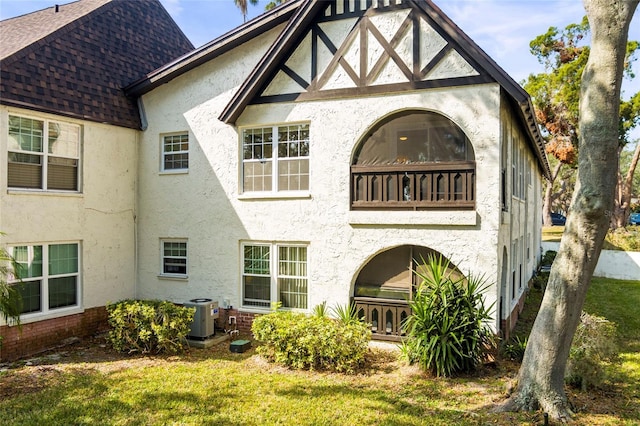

186,334,229,349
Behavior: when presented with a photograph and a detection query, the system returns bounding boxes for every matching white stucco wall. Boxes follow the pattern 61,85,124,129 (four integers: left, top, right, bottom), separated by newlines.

496,97,543,323
136,33,506,321
542,242,640,281
0,106,137,324
136,11,545,335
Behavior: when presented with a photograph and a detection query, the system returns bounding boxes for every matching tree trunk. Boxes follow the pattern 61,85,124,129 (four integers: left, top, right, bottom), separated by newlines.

542,162,564,226
611,142,640,228
499,0,639,421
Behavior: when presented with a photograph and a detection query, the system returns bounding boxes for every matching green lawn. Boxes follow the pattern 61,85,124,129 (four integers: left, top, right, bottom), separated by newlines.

1,278,638,426
542,225,640,251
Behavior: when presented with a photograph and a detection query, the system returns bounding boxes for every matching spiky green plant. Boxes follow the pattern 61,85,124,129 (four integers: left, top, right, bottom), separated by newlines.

312,301,329,318
331,302,362,326
400,254,495,377
0,240,23,347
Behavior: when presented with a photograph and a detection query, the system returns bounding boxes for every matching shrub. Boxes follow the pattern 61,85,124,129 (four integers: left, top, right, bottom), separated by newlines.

565,311,620,390
251,306,371,373
502,335,528,361
530,272,549,290
107,299,195,354
400,254,494,377
541,250,557,267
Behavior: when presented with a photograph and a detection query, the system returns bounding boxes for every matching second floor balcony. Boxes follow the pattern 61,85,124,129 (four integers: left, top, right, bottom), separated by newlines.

351,161,475,210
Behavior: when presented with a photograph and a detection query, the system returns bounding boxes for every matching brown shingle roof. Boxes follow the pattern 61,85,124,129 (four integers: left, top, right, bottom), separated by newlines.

0,0,194,129
0,0,111,60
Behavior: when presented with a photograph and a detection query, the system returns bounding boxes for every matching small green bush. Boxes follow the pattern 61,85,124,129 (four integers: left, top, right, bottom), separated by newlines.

541,250,557,267
565,311,620,390
400,255,495,377
530,272,549,290
107,299,195,354
251,307,371,373
502,335,528,361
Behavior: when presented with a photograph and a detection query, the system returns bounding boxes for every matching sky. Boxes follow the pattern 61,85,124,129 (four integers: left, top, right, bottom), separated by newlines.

1,0,639,138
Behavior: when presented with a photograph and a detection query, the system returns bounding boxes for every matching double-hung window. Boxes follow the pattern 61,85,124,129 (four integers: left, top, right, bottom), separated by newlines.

242,243,308,309
161,240,188,277
10,243,80,316
162,133,189,172
8,115,80,191
242,124,309,193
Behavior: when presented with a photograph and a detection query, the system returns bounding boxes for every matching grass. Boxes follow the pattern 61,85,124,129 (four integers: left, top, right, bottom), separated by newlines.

1,278,639,425
542,225,640,251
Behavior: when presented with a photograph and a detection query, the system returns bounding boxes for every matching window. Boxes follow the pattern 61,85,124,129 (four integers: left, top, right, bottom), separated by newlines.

8,115,80,191
9,243,80,315
242,124,309,193
161,240,187,276
162,133,189,171
242,243,308,309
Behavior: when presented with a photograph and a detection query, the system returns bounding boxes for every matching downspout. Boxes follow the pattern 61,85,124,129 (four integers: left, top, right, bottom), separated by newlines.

137,97,148,131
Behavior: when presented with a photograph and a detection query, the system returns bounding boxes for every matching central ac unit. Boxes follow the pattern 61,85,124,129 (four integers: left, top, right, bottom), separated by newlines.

184,298,219,339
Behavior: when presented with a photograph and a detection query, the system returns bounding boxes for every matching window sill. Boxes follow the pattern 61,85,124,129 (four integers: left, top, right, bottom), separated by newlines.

7,189,83,197
238,191,311,201
349,210,477,226
158,274,189,281
15,306,84,325
239,306,307,314
159,169,189,176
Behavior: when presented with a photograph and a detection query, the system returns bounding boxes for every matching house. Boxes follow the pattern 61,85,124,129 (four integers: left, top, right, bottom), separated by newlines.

128,0,548,339
0,0,193,361
1,0,548,361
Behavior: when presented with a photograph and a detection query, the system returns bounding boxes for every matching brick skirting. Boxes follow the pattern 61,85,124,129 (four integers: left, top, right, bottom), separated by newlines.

0,306,109,362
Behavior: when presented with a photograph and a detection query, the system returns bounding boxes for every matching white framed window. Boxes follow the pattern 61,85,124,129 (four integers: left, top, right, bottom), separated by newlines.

8,115,81,191
161,240,188,277
241,242,308,309
241,123,309,193
161,133,189,172
9,242,81,316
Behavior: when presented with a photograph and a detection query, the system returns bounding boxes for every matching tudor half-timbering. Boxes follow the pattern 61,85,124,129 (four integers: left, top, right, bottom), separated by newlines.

130,0,549,340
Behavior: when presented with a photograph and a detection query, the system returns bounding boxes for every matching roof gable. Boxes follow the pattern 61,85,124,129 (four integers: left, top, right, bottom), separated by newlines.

254,2,489,102
218,0,549,178
0,0,194,129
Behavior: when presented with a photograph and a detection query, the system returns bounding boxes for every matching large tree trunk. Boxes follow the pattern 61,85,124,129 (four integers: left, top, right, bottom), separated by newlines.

499,0,638,421
611,142,640,228
542,162,565,226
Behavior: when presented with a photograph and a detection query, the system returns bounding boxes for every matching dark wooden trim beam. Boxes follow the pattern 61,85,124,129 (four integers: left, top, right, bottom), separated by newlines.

251,74,494,104
281,64,309,90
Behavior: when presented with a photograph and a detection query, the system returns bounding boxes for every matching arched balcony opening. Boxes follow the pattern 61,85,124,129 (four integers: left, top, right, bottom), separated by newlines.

351,111,475,210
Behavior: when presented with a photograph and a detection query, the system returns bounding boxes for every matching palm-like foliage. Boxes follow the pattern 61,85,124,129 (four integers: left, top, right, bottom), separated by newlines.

234,0,259,22
265,0,286,11
0,242,22,333
400,254,494,377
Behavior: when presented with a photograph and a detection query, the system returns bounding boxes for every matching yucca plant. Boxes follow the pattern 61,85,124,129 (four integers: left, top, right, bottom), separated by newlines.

0,239,23,341
331,302,362,326
400,254,494,377
312,301,329,318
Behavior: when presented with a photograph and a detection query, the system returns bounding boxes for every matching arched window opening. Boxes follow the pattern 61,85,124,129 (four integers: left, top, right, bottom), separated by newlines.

351,111,475,210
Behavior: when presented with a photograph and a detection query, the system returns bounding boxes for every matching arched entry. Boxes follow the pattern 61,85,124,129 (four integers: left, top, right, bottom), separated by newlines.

353,245,461,341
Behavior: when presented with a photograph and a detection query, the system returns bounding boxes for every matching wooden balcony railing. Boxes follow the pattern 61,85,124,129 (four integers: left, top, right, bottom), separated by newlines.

351,161,475,210
354,297,411,341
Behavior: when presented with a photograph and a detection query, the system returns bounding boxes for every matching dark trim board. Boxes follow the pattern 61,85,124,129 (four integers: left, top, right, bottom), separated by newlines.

251,75,496,105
